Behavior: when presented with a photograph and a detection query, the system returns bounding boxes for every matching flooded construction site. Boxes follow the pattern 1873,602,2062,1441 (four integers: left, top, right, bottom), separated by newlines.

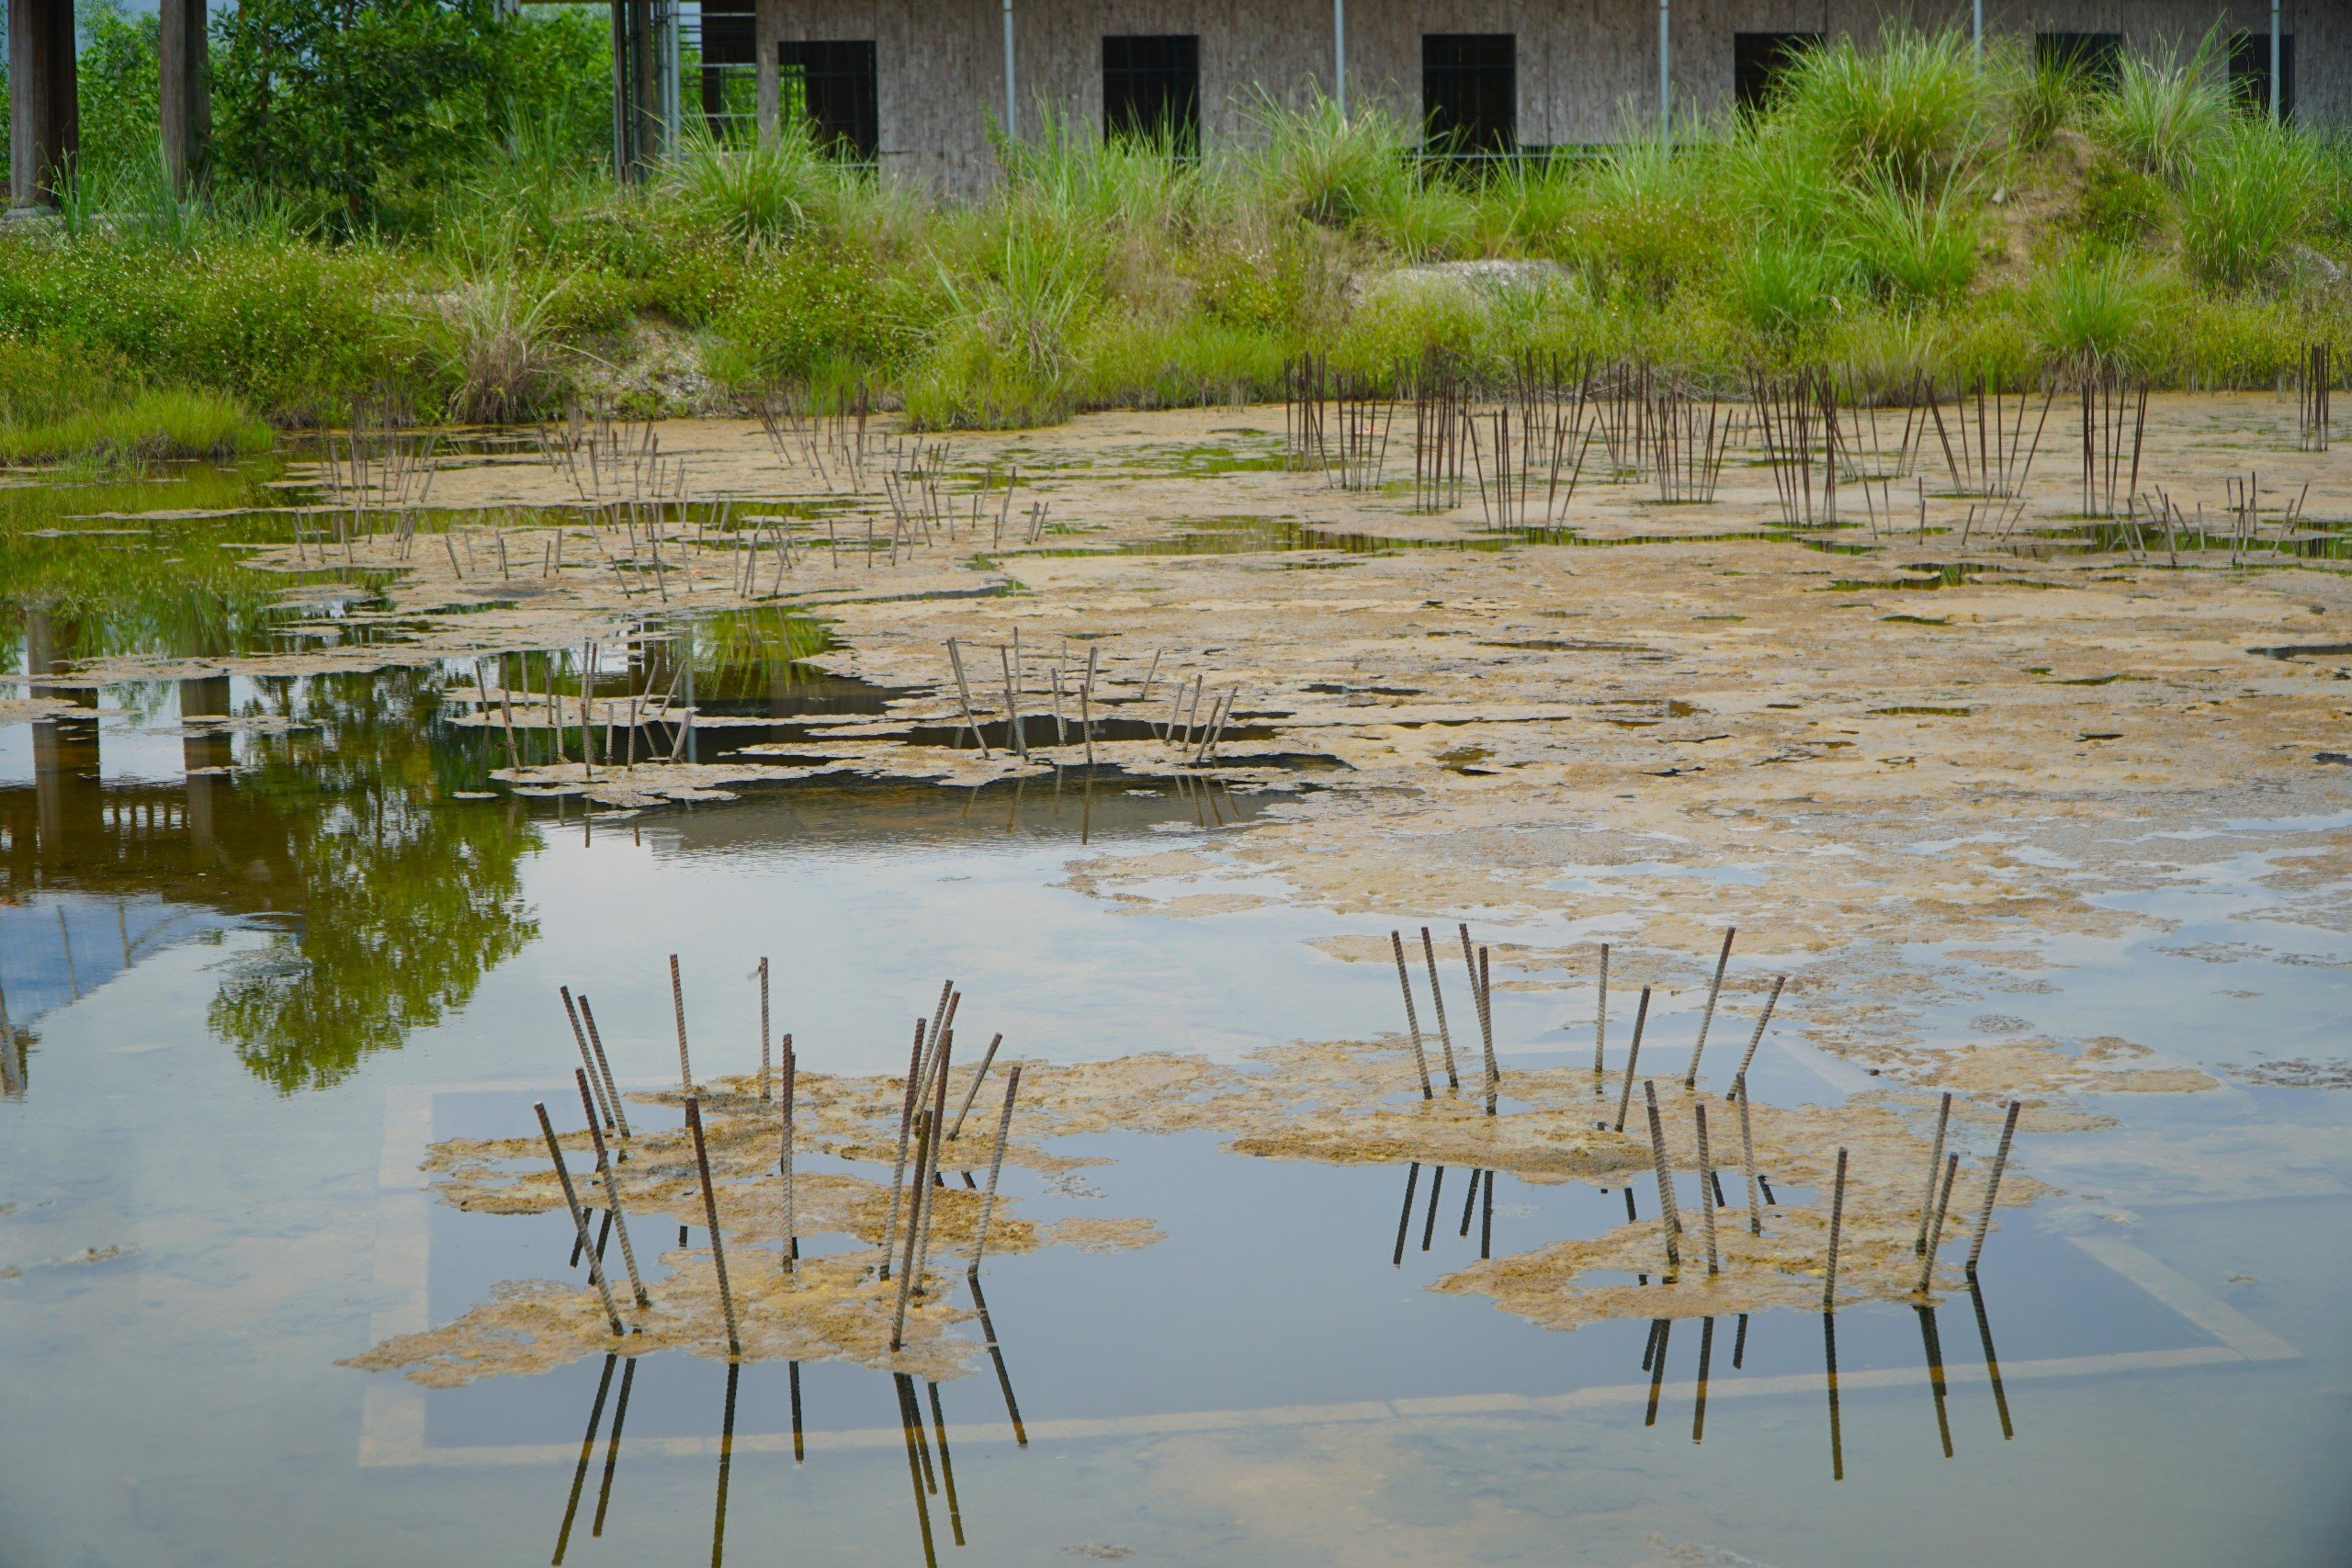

3,378,2349,1566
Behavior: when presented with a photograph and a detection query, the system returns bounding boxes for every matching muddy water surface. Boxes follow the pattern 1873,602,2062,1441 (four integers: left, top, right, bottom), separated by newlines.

3,413,2349,1567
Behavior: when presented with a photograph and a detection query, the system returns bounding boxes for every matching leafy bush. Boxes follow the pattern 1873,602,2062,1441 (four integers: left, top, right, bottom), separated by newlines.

1560,135,1715,299
2073,155,2171,248
706,243,904,389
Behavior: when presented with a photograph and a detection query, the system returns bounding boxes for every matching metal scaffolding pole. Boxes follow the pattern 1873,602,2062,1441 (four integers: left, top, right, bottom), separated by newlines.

1657,0,1670,138
1001,0,1018,140
1332,0,1347,116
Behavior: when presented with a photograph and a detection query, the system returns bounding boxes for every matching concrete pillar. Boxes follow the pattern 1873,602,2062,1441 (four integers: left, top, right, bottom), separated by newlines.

24,611,99,859
179,674,231,858
159,0,209,195
8,0,80,209
753,0,779,144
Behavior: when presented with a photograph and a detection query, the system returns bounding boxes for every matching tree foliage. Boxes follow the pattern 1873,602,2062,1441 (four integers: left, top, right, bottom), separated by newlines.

210,0,548,229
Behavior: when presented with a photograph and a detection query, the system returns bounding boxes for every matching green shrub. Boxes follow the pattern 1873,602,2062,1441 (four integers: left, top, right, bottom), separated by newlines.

2073,155,2171,247
706,243,902,389
1560,135,1715,299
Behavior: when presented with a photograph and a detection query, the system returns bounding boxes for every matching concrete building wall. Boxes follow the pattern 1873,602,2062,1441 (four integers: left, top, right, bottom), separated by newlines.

750,0,2338,197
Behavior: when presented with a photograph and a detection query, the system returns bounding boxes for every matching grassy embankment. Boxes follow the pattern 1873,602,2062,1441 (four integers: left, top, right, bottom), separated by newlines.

2,25,2348,453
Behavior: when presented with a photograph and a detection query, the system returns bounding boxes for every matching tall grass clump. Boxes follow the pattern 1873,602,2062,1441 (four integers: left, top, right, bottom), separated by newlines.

2095,36,2230,183
0,339,271,463
430,275,571,422
2030,249,2164,369
663,121,836,252
1246,96,1416,229
1771,27,1995,192
2008,38,2098,149
1561,130,1716,299
1841,175,1982,302
2177,117,2321,288
1726,235,1846,339
906,227,1099,427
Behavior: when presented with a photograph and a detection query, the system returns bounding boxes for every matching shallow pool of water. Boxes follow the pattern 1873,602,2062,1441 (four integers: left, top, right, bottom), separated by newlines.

4,461,2349,1568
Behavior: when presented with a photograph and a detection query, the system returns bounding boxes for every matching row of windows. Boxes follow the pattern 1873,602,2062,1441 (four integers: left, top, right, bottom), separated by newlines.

768,29,2301,164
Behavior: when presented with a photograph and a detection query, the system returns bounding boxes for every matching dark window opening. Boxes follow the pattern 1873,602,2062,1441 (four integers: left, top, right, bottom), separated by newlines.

1734,32,1821,113
698,0,757,139
779,39,878,163
1102,35,1201,155
2227,32,2295,119
1423,34,1515,157
2035,32,2123,87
